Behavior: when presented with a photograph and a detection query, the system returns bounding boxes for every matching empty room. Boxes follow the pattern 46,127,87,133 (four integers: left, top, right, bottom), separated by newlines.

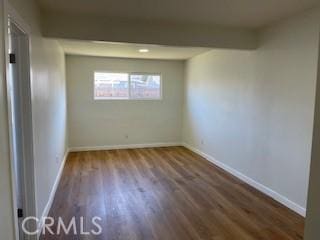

1,0,320,240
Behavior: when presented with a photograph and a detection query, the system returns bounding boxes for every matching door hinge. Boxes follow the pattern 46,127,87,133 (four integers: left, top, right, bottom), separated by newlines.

17,208,23,218
9,53,16,64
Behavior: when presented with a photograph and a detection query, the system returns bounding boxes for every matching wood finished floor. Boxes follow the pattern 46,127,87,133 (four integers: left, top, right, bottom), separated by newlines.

41,147,304,240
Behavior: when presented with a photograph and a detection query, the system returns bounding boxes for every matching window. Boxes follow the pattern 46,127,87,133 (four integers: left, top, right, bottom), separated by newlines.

94,72,129,99
94,72,161,100
130,74,161,99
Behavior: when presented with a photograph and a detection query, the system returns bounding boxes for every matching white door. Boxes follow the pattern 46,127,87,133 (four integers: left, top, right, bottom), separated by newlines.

8,19,36,240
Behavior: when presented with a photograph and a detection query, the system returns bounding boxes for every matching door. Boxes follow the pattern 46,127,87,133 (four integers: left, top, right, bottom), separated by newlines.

7,19,36,240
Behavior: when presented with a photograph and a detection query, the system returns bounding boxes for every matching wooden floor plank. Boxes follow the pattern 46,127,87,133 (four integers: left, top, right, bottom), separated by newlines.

40,147,304,240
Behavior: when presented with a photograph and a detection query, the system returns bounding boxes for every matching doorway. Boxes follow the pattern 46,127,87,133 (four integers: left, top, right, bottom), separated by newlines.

7,18,36,240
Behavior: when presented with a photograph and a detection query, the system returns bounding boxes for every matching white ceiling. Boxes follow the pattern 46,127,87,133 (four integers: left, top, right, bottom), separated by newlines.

58,40,210,60
37,0,319,28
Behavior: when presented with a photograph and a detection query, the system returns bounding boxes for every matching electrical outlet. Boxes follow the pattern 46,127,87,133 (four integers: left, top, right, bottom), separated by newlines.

125,134,129,139
201,140,204,145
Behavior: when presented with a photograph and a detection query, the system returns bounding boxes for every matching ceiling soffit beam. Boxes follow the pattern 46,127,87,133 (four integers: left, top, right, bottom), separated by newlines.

41,13,258,50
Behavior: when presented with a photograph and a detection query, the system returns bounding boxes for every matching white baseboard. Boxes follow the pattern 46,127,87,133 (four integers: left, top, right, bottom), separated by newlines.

182,143,306,217
37,149,69,237
69,142,182,152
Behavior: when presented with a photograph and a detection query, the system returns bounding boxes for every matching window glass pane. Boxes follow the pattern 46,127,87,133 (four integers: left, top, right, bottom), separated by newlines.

130,74,161,99
94,72,129,99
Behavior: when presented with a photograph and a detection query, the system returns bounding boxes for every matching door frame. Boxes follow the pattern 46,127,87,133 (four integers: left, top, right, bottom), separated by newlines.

3,1,37,240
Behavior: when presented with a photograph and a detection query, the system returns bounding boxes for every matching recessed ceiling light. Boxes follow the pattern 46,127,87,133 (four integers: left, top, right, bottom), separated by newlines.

139,49,149,53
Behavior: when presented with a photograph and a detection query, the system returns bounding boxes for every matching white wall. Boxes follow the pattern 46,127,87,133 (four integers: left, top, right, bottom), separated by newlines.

66,55,184,149
183,8,320,214
0,2,68,239
31,39,67,219
254,8,320,209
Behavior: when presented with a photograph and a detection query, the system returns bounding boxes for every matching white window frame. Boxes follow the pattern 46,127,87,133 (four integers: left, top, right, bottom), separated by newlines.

93,71,163,100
